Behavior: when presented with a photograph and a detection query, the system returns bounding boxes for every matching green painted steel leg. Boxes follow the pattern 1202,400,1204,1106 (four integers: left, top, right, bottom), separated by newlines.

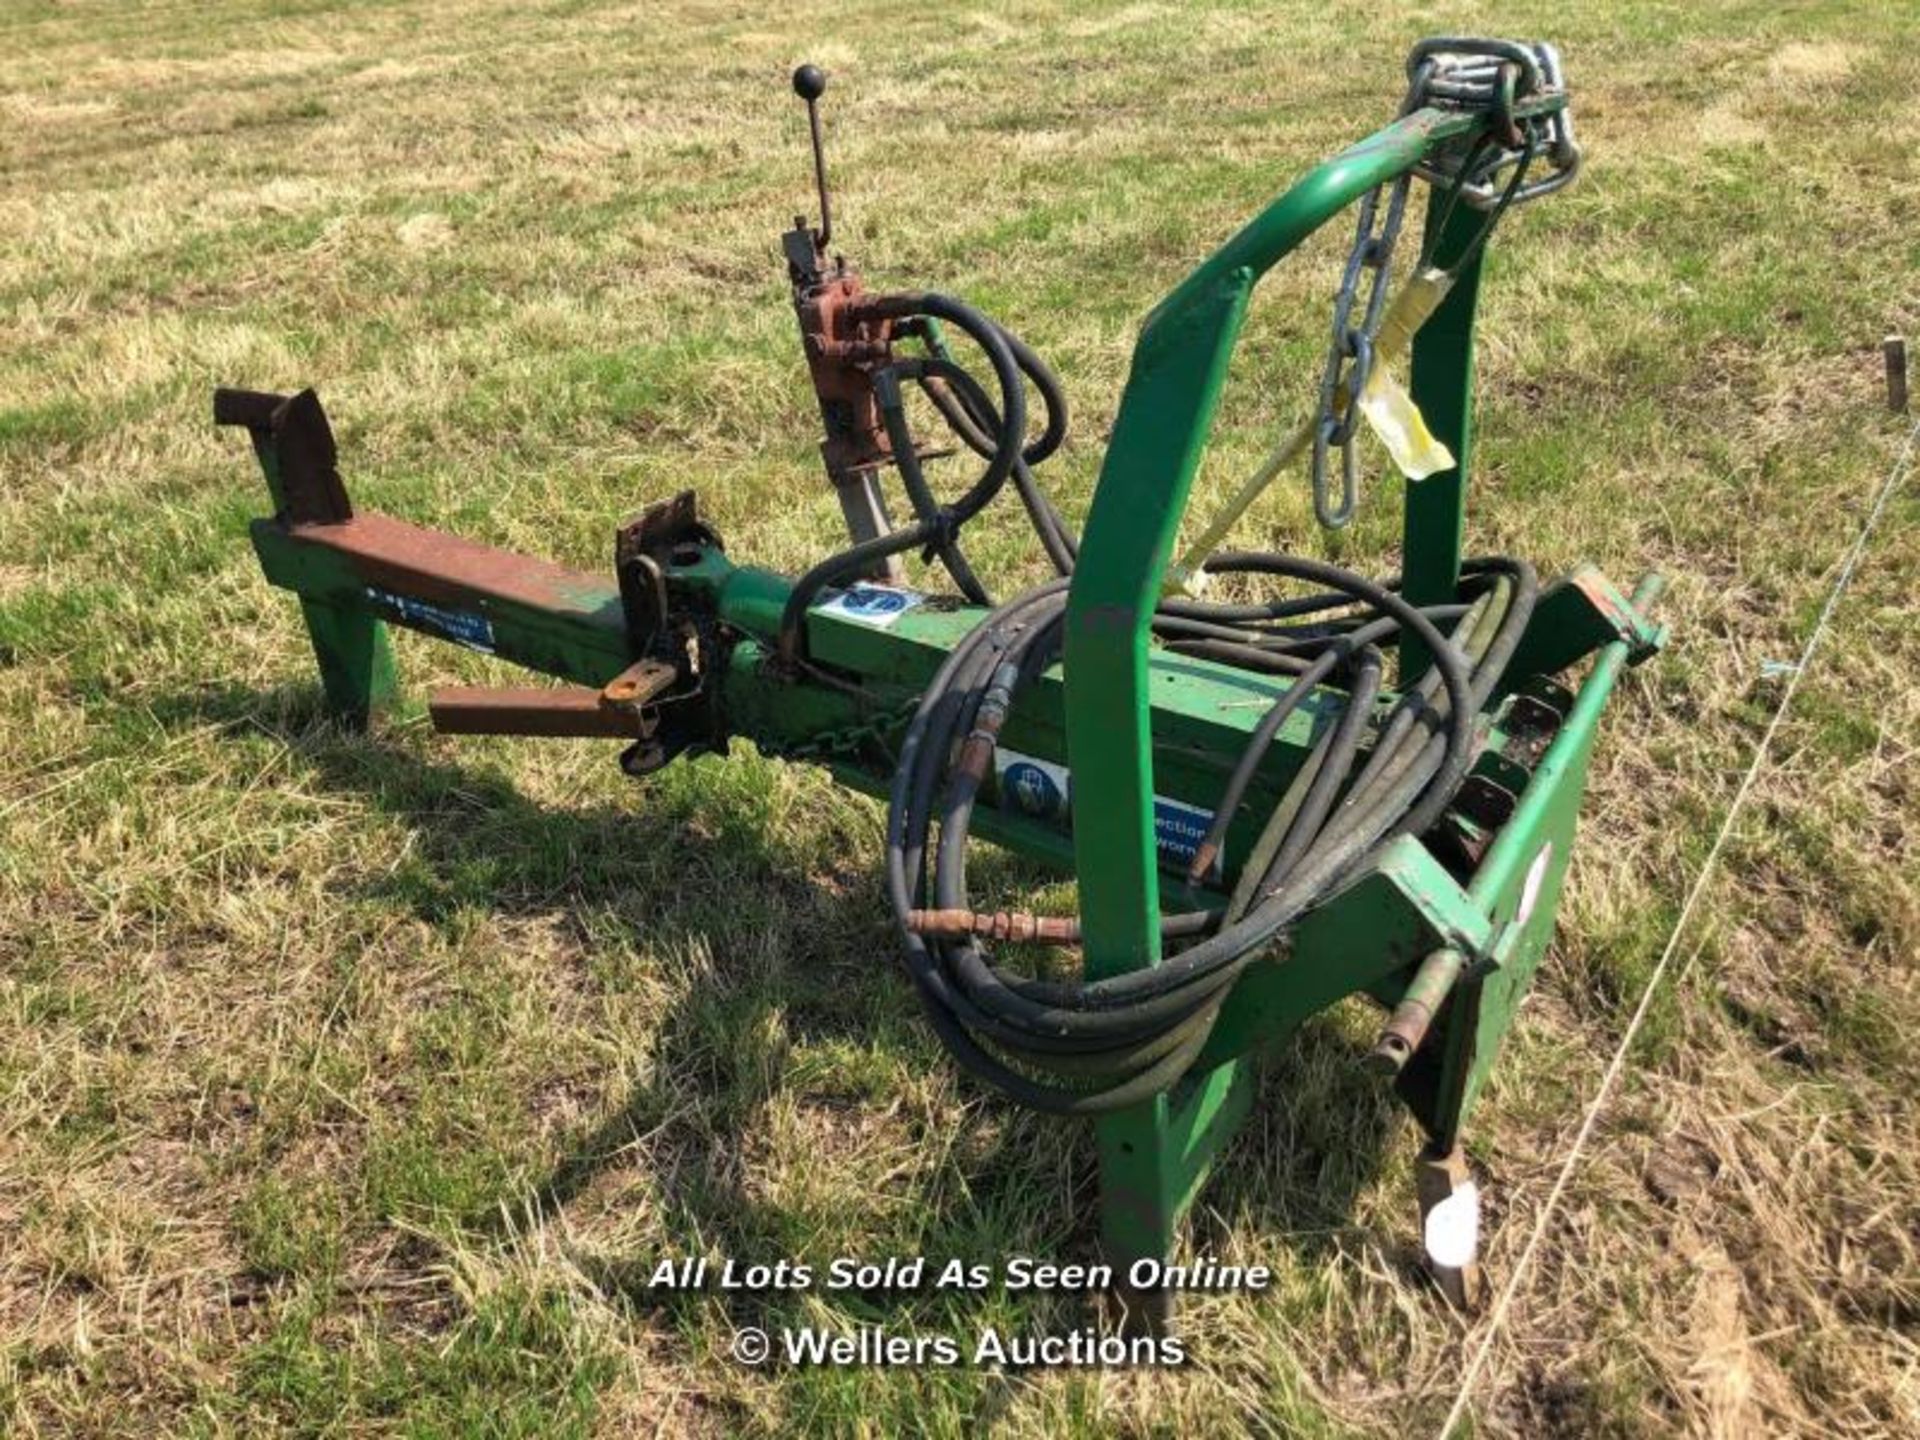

1066,265,1259,1332
1400,201,1487,682
1417,574,1665,1147
1099,1059,1254,1332
230,396,401,729
1098,1099,1178,1332
297,596,397,728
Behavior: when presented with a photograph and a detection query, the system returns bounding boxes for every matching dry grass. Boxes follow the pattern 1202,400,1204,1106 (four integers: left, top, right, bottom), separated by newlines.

3,0,1917,1435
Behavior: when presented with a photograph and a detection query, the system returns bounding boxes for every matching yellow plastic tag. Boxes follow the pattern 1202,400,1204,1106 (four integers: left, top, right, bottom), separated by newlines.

1358,366,1454,480
1356,265,1455,481
1374,265,1455,364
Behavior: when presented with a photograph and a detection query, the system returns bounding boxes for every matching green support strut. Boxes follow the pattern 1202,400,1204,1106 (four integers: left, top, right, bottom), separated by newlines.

294,596,398,728
1400,201,1486,683
1061,110,1497,1327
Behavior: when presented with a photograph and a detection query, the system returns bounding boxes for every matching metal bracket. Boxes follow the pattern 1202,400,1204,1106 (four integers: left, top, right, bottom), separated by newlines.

615,490,724,650
214,387,352,524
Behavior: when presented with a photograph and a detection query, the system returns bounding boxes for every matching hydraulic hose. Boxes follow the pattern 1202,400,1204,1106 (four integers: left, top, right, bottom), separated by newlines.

778,292,1029,663
772,287,1536,1112
881,553,1523,1114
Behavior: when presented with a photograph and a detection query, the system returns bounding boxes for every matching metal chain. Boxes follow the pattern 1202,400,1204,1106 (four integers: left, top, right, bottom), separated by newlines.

1410,39,1580,209
1309,170,1413,529
772,692,920,765
1305,38,1577,533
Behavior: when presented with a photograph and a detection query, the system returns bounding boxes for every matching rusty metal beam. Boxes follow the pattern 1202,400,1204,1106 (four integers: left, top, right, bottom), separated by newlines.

282,512,624,625
428,685,649,738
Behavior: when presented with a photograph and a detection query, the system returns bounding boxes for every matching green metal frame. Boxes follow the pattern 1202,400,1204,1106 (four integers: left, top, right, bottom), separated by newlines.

1056,97,1626,1284
233,85,1666,1312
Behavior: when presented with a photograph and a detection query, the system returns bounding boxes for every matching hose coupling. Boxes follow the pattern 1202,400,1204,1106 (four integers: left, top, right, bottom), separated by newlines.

906,909,1081,945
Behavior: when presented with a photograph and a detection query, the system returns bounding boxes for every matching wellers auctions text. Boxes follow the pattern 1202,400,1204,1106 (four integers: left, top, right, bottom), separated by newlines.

784,1324,1186,1368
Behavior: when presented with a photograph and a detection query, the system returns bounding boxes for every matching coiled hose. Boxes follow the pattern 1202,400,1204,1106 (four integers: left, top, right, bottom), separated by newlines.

777,291,1536,1113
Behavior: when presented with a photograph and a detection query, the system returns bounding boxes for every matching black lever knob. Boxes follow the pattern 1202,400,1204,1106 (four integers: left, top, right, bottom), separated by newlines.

792,64,826,102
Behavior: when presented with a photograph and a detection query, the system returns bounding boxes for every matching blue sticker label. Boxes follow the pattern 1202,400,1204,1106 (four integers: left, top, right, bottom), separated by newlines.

1002,757,1068,820
364,586,496,653
994,749,1218,871
1151,796,1215,869
811,584,926,629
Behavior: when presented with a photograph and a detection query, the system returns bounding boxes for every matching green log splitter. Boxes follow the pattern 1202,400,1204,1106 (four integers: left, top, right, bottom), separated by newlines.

218,38,1666,1327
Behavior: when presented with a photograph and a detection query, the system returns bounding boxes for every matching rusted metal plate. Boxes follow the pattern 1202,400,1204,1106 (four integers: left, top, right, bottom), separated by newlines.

214,387,352,524
428,656,677,739
601,658,678,709
286,512,623,626
1570,566,1667,663
614,492,723,644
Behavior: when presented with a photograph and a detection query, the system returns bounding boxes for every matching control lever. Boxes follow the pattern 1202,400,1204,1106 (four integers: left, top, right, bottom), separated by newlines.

793,63,832,248
780,63,902,580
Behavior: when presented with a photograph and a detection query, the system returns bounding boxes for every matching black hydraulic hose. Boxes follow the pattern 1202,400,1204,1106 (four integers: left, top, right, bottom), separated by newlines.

900,602,1472,1105
1159,638,1316,676
912,317,1068,467
997,322,1069,465
1261,649,1386,877
764,287,1538,1112
874,367,989,605
863,292,1027,498
1325,559,1535,849
1226,647,1383,924
879,590,1221,1113
777,297,1029,663
1207,551,1481,848
919,362,999,456
1015,458,1082,577
879,555,1495,1112
913,355,1080,576
1187,613,1403,883
779,523,942,664
1331,584,1502,824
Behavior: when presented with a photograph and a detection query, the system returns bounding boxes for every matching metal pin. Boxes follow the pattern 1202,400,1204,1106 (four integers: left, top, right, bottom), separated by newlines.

1368,947,1466,1075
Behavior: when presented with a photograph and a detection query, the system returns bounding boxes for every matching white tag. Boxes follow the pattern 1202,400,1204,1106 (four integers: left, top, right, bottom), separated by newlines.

1423,1182,1481,1270
811,583,927,629
1516,844,1554,927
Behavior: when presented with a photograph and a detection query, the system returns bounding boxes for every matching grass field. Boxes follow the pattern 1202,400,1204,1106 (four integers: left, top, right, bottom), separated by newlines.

3,0,1918,1434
